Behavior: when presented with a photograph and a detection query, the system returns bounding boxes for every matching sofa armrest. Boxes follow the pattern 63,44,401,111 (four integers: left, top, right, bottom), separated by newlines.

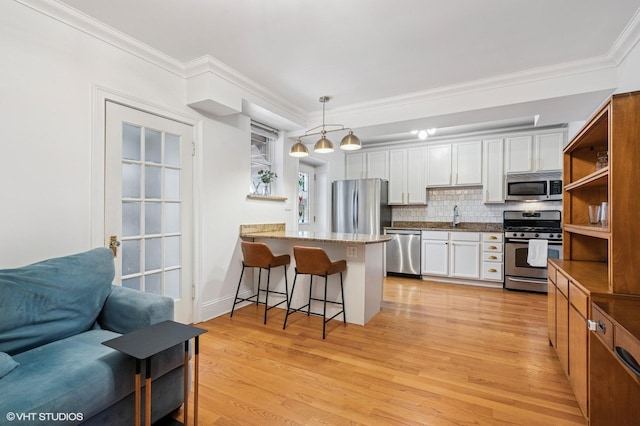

98,285,174,334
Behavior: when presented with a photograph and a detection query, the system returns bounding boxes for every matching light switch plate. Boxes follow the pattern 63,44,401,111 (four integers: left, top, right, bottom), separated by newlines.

346,245,357,258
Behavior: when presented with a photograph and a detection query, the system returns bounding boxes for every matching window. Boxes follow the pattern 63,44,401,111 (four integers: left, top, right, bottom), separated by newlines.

298,172,309,223
250,121,279,195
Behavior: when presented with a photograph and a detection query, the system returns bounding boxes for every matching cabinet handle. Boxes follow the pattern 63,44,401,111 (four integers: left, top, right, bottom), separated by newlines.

489,256,497,260
489,236,497,240
615,346,640,378
489,246,497,250
488,268,497,273
598,321,606,334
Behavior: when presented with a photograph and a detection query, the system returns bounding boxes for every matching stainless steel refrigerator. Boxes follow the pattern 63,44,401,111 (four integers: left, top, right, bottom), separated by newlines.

331,179,391,235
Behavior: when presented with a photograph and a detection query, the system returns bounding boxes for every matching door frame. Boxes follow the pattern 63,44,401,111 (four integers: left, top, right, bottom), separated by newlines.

91,85,204,323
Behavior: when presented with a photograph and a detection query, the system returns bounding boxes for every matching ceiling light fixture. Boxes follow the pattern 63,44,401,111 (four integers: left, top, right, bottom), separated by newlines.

289,96,361,156
418,130,428,140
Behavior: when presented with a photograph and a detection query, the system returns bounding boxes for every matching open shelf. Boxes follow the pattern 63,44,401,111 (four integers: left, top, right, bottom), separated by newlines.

564,223,610,239
564,167,608,191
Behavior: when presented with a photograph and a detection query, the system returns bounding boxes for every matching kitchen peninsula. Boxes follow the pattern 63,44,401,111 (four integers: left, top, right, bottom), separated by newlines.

239,223,391,325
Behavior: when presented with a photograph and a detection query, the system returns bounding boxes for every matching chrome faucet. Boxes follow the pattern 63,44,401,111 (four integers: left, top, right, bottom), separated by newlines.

453,205,460,228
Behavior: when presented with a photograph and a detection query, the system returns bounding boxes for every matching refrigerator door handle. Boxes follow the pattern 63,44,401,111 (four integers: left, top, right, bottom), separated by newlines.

353,190,358,232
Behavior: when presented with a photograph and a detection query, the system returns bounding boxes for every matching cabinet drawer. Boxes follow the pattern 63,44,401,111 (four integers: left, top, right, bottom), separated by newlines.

548,262,557,284
569,282,589,318
482,252,503,262
591,305,613,350
557,272,569,297
481,262,503,281
615,326,640,378
451,232,480,242
421,231,448,240
483,233,503,243
482,242,503,253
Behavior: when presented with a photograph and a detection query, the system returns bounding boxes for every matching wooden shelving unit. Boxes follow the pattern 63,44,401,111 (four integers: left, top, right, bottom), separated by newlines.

549,91,640,421
562,91,640,295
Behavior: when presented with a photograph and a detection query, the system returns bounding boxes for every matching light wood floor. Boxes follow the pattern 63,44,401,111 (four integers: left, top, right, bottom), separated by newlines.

177,277,586,425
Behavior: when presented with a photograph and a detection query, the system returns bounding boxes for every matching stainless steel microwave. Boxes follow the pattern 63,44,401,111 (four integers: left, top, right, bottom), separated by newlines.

505,172,563,201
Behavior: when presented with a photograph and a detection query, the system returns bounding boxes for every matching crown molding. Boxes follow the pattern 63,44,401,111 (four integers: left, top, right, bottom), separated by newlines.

184,55,308,123
16,0,186,76
309,55,618,123
608,7,640,64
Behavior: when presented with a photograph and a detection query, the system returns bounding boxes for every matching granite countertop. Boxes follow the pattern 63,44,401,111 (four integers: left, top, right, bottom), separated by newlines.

242,230,392,245
239,223,391,245
387,221,503,233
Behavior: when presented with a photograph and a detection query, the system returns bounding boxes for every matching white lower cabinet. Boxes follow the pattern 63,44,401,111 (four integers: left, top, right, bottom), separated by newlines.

481,233,504,281
421,231,449,276
422,231,503,284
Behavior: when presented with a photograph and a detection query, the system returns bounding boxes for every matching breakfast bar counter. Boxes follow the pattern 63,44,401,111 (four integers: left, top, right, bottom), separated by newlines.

239,224,391,326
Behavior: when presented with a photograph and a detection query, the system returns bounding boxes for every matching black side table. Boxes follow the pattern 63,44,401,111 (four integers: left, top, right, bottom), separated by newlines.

103,320,207,426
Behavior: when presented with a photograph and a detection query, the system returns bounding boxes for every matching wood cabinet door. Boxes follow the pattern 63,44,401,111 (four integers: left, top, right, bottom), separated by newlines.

569,305,588,417
547,280,557,348
556,291,569,375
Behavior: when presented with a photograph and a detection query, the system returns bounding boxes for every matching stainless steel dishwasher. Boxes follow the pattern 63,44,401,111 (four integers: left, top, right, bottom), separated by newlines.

385,229,421,277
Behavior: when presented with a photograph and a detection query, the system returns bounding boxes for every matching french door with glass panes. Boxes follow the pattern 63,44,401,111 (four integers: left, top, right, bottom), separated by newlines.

105,101,193,324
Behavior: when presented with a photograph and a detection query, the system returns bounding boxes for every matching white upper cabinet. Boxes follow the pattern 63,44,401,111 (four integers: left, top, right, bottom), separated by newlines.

535,133,564,171
453,141,482,185
426,144,452,186
505,132,564,173
388,147,427,204
345,151,389,180
426,141,482,187
482,138,505,203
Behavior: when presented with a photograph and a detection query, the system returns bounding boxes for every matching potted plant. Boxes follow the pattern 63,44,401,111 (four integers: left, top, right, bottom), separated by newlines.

254,169,277,195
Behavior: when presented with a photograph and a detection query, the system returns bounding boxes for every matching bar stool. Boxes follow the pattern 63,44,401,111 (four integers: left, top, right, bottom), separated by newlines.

283,246,347,339
230,241,290,324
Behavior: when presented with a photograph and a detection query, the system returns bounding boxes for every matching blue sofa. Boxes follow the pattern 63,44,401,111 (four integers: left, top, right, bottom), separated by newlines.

0,248,185,425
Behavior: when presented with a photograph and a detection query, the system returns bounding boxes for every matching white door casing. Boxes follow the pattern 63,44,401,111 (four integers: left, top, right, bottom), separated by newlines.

105,101,194,324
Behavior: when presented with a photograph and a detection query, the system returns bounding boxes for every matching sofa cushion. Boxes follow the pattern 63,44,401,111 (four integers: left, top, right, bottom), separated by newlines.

3,330,184,421
0,352,18,378
0,248,114,355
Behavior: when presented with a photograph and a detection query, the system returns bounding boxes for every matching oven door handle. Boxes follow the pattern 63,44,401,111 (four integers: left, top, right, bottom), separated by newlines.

507,239,562,245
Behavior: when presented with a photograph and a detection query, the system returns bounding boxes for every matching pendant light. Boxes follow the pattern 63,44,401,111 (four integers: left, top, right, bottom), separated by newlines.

289,96,361,156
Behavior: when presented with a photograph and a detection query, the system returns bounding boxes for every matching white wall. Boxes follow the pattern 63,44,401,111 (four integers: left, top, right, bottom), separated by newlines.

0,2,296,324
617,37,640,93
0,1,192,266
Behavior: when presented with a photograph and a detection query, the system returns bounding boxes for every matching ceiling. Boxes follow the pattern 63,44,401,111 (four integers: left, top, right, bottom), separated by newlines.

56,0,640,144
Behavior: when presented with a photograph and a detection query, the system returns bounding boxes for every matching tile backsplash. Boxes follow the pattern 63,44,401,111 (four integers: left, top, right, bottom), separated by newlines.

391,187,562,223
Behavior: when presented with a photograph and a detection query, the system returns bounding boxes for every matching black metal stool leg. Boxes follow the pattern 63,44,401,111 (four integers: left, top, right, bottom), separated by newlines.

283,264,289,309
256,267,262,306
230,263,246,317
263,266,271,324
322,273,328,339
308,275,313,316
283,271,298,330
340,271,346,324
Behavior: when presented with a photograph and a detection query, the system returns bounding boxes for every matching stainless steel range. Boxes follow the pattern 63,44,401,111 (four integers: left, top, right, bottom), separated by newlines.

503,210,562,293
